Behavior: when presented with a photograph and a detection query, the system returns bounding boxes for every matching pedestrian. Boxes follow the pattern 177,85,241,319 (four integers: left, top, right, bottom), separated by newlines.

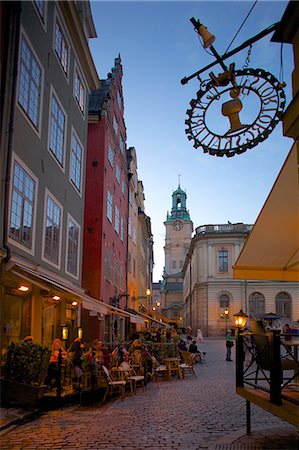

283,323,292,341
225,329,234,361
178,338,187,351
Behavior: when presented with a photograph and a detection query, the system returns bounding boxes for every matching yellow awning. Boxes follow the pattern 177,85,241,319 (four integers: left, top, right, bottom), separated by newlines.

233,143,299,282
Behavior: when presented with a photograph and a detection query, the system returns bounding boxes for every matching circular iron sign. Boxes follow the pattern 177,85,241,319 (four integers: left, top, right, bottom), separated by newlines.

185,68,286,157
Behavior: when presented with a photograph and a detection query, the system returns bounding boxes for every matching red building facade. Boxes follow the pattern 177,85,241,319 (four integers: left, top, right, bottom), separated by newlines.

83,57,129,342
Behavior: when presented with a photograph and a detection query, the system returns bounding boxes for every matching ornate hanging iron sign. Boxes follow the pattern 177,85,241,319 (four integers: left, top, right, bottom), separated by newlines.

185,67,286,157
182,18,286,157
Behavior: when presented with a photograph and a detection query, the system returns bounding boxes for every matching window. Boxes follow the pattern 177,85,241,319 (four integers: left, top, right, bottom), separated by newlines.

120,218,124,242
113,115,118,135
108,146,114,167
105,248,112,281
128,216,132,237
70,132,82,192
133,201,137,215
54,19,68,74
249,292,265,319
66,216,79,277
179,260,183,268
117,89,122,110
34,1,45,20
107,191,113,222
49,92,66,166
172,260,177,269
276,292,292,319
218,250,228,273
114,205,120,234
44,194,61,265
74,69,85,113
219,294,229,309
10,161,35,248
121,180,125,195
115,164,121,184
18,36,42,129
119,135,124,154
129,191,133,205
132,226,136,244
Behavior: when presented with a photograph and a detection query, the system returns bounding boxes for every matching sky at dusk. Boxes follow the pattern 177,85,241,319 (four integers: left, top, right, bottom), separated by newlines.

89,1,294,282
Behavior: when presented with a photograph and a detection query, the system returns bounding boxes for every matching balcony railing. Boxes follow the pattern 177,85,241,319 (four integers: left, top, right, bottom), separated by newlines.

196,223,252,235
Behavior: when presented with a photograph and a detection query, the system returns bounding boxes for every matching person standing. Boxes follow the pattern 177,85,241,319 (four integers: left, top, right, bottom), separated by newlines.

225,329,234,361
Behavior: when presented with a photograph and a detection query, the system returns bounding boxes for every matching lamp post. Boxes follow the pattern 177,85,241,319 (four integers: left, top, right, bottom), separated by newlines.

224,308,229,334
233,308,249,433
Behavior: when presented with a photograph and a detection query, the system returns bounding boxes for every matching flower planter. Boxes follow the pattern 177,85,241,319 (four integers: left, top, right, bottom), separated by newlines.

1,378,47,407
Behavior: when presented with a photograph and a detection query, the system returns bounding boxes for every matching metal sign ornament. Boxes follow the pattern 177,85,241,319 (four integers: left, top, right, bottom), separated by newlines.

182,18,286,157
185,68,286,157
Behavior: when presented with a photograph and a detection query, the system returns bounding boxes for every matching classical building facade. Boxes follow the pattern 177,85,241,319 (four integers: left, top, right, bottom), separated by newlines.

183,223,299,336
0,1,99,352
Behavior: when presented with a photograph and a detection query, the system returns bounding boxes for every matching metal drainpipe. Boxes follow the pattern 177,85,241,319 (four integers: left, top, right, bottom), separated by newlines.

1,2,21,265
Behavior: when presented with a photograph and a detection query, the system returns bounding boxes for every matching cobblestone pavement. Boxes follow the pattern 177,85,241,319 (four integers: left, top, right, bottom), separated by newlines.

1,338,298,449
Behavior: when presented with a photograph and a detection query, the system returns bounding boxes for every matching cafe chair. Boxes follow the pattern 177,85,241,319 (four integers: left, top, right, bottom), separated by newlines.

179,351,197,378
151,356,168,386
102,365,126,402
120,361,145,394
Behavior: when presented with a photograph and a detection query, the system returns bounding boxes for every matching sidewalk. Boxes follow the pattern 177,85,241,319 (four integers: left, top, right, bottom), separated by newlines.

0,406,39,433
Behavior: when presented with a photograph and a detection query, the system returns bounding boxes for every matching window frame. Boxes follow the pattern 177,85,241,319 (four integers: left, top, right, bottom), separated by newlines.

107,190,113,223
42,189,63,269
218,250,228,273
17,29,44,136
33,0,47,30
48,86,67,170
108,145,114,168
53,11,70,79
65,213,80,279
69,128,83,195
73,62,86,117
8,154,38,255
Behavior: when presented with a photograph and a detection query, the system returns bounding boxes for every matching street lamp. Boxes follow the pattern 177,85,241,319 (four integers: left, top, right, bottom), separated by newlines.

224,308,229,333
233,309,248,329
233,309,249,396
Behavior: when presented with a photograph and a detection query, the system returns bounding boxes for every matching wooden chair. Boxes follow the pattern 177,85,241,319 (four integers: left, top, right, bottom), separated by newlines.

102,365,126,401
251,320,297,387
179,351,197,378
120,361,145,394
151,356,168,386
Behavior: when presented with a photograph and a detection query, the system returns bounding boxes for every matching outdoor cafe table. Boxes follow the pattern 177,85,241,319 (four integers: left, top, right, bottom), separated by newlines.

164,357,182,380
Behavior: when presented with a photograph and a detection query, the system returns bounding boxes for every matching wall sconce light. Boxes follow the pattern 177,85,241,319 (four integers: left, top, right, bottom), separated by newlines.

146,288,151,296
18,285,29,292
72,301,78,306
52,295,60,301
61,325,69,341
77,327,83,340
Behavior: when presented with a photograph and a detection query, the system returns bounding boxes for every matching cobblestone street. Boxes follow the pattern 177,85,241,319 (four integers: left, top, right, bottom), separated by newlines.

1,339,298,449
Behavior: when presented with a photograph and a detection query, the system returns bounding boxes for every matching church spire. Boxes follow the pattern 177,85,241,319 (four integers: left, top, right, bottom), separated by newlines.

165,182,190,222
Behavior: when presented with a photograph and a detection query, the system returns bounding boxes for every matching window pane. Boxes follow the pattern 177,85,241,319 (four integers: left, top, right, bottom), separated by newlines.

67,219,79,276
18,37,41,128
55,22,68,74
44,196,61,264
49,94,65,165
70,134,82,191
218,250,228,272
10,162,35,248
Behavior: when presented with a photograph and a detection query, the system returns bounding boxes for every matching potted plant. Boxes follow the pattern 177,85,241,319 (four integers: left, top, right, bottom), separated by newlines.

1,340,51,407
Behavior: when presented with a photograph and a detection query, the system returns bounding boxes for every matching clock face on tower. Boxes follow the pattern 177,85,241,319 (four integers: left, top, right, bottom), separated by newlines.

173,219,183,231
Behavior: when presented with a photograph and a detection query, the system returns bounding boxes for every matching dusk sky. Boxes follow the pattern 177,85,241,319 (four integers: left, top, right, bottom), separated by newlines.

89,1,294,282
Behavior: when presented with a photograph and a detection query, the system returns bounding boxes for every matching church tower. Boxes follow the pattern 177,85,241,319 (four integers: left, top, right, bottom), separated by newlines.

164,182,193,277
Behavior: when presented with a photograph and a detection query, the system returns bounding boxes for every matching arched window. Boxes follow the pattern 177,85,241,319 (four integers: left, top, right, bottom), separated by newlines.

249,292,265,319
276,292,292,319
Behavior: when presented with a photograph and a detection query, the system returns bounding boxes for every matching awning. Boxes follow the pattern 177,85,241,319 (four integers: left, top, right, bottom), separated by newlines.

128,308,169,327
10,263,108,314
233,144,299,282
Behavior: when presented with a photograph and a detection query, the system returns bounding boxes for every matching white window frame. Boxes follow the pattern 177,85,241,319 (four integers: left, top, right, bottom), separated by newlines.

115,163,121,184
48,85,67,171
114,205,120,234
108,145,114,168
128,216,132,237
120,217,124,242
65,213,80,279
73,62,86,117
119,134,125,155
17,29,44,137
42,189,63,269
69,127,83,196
7,153,38,256
53,10,70,79
121,180,125,196
113,115,118,136
107,190,113,223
